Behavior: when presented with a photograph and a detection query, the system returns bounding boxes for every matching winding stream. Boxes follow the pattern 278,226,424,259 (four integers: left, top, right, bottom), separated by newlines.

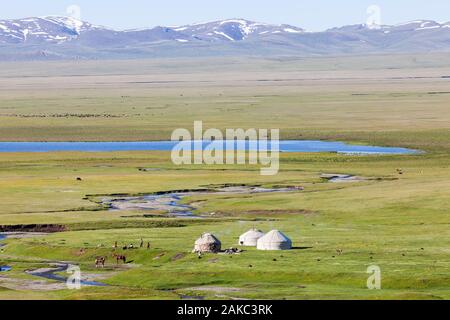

26,264,107,287
101,186,303,217
0,233,105,286
0,234,11,272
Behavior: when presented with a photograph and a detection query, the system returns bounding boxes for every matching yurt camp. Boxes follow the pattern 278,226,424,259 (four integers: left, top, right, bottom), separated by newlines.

193,233,222,253
239,229,265,246
256,230,292,251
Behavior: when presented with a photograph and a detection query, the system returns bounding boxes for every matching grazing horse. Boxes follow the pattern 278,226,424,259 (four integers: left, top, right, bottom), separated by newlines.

113,253,126,264
95,256,106,268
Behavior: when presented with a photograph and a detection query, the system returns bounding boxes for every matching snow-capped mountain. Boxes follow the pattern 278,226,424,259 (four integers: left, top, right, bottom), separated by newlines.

391,20,449,31
327,20,450,33
0,16,107,43
0,17,303,44
171,19,304,41
1,16,450,60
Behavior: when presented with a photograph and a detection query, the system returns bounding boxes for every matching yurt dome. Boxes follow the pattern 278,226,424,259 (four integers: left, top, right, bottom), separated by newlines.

239,229,265,246
256,230,292,251
193,233,221,253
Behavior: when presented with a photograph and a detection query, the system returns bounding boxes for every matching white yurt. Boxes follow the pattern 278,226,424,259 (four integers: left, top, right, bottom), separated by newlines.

193,233,222,253
256,230,292,251
238,229,265,246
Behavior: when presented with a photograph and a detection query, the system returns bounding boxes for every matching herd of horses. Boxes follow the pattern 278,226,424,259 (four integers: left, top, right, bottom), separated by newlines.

94,240,149,268
94,254,126,268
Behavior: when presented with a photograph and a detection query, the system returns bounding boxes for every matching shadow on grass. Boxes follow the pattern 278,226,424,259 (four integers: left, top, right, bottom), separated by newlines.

292,246,313,250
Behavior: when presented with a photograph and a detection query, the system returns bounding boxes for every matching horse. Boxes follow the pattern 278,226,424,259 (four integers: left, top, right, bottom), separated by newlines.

113,253,126,264
95,256,106,268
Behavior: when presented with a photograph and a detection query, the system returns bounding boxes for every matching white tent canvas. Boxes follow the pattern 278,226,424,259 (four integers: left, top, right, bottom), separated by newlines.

256,230,292,251
239,229,265,246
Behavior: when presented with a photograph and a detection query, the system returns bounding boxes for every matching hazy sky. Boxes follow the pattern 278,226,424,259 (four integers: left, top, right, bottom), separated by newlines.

2,0,450,31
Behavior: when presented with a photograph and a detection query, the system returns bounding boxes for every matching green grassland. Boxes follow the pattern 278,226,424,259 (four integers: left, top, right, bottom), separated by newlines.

0,54,449,300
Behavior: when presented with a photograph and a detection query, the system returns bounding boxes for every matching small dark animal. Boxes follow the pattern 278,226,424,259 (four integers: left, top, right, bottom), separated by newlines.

95,256,106,268
76,177,82,181
113,253,126,264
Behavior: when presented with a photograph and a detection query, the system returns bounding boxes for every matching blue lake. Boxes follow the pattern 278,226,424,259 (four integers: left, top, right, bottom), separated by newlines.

0,141,418,155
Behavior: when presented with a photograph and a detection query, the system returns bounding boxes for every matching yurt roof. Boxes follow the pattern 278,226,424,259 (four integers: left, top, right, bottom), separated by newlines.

240,229,264,237
195,233,221,244
258,230,291,243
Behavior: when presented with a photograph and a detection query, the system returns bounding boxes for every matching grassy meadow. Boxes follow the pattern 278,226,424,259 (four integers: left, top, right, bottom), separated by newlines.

0,54,449,300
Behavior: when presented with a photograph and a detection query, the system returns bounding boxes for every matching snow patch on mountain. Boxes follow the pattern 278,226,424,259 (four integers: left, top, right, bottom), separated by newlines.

416,25,441,30
283,28,302,33
214,31,235,41
41,16,85,34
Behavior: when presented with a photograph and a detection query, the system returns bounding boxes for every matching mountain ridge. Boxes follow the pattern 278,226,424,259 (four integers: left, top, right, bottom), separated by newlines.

1,16,450,60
